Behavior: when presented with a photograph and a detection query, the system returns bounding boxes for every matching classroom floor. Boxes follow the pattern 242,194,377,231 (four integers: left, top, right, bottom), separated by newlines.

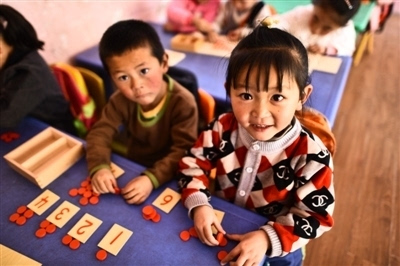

303,15,400,266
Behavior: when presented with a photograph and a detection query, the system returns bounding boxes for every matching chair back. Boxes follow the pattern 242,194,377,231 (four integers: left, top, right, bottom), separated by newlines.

198,88,216,125
76,67,106,116
296,108,336,156
50,63,97,137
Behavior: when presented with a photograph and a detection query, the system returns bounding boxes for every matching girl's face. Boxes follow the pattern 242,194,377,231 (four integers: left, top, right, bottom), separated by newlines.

309,6,342,36
231,0,257,13
0,36,12,70
106,46,169,111
229,66,312,141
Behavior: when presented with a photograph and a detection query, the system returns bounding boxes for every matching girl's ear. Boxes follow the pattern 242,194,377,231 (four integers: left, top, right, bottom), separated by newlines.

297,84,313,110
161,52,169,73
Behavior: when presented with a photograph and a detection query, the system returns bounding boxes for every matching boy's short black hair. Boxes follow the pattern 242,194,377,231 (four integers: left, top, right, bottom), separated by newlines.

99,19,165,73
226,25,310,99
312,0,361,26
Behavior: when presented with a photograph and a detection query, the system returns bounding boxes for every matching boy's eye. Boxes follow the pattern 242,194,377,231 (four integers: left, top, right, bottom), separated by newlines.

140,68,149,75
271,95,284,102
117,75,129,81
240,93,253,100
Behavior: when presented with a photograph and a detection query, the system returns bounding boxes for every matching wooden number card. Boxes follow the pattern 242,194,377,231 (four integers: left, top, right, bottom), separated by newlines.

46,201,80,228
27,189,60,215
212,209,225,234
67,213,102,244
110,162,124,179
152,187,181,214
98,224,133,256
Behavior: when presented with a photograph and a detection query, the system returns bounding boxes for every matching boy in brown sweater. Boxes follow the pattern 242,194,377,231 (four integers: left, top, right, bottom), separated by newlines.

86,19,198,204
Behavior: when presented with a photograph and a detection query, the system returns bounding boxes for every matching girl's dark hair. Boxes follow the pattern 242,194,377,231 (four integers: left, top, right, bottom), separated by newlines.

312,0,361,26
99,19,165,73
0,4,44,50
226,25,310,99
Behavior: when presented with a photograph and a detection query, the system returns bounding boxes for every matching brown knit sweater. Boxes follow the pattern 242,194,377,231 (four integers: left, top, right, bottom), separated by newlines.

86,75,198,188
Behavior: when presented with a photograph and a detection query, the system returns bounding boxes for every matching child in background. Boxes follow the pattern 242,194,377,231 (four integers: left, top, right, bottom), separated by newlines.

204,0,274,42
178,19,334,265
86,20,198,204
164,0,220,34
0,5,74,133
274,0,361,56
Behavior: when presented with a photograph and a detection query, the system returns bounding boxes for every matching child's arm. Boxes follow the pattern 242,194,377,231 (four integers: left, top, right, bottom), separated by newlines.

141,89,198,189
86,93,126,182
166,0,195,30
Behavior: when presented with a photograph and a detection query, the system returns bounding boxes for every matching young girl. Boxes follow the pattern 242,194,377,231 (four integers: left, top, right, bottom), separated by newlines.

0,5,74,133
164,0,220,34
178,19,335,265
274,0,361,56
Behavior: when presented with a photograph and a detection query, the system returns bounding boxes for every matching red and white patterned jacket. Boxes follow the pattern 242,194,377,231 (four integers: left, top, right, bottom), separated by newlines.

178,112,335,257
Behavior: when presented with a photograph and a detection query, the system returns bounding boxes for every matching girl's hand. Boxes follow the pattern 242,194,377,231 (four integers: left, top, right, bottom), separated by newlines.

121,175,153,204
193,205,226,246
221,230,270,266
308,44,326,54
91,168,118,194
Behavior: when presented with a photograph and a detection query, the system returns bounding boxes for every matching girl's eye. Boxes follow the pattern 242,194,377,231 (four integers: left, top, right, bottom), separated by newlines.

140,68,149,75
271,95,284,102
240,93,253,100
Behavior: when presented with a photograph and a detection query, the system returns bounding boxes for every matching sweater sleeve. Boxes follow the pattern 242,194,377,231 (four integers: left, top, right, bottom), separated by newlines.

328,20,357,56
265,134,335,257
144,89,199,187
178,115,227,212
85,93,126,172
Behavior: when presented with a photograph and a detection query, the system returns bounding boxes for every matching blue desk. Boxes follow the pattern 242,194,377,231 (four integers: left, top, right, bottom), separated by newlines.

74,23,352,127
0,118,268,265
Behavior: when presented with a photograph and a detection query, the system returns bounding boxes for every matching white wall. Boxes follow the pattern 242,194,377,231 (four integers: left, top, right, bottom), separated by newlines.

3,1,169,63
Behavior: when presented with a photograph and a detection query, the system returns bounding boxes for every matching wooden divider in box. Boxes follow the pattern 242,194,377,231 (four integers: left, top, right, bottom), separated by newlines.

3,127,84,189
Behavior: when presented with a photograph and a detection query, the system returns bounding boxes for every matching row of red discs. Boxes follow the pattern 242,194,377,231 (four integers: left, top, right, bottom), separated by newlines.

179,228,229,262
69,178,100,206
61,234,109,261
9,205,34,226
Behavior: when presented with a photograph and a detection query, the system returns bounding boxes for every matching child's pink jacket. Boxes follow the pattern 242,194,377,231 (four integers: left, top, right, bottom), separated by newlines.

166,0,220,33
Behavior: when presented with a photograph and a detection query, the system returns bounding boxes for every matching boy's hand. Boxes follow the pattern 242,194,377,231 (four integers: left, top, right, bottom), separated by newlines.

193,205,226,246
206,31,219,43
121,175,153,204
91,168,118,194
227,28,242,41
221,230,270,266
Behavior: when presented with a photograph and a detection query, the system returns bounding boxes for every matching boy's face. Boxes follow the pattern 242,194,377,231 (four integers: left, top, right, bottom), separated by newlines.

106,46,168,111
229,66,311,141
309,6,342,36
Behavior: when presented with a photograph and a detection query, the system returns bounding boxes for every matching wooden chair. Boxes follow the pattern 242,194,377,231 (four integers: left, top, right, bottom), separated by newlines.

198,88,216,125
50,63,98,138
76,67,106,117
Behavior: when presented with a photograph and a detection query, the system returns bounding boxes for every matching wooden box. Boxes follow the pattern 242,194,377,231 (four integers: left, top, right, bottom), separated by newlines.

170,34,204,53
3,127,84,189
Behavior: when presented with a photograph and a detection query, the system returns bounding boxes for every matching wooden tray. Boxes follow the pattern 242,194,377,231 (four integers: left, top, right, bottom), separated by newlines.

3,127,84,189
